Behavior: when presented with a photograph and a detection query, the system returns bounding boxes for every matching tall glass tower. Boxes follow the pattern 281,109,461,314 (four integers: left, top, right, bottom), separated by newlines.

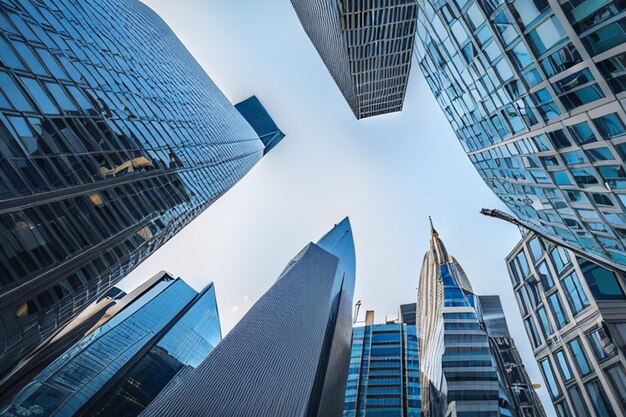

417,219,546,417
507,232,626,417
0,0,281,377
343,310,421,417
0,272,221,417
290,0,418,119
414,0,626,268
141,218,356,417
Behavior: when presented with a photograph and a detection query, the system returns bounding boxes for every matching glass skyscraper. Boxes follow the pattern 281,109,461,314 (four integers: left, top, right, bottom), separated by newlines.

0,0,280,378
290,0,418,119
142,218,356,417
507,231,626,417
417,219,546,417
0,271,221,417
343,310,421,417
414,0,626,268
235,96,285,155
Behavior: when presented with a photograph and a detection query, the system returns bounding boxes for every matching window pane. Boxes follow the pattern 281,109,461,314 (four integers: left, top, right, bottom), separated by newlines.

540,358,561,398
586,328,617,361
606,365,626,410
568,338,591,375
568,385,592,417
555,350,573,381
585,379,616,417
579,260,626,300
548,293,569,328
562,271,590,314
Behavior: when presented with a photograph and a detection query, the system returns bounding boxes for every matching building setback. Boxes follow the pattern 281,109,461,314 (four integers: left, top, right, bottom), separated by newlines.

343,310,421,417
0,272,221,417
507,231,626,417
414,0,626,268
290,0,418,119
478,295,548,417
141,218,356,417
0,0,281,378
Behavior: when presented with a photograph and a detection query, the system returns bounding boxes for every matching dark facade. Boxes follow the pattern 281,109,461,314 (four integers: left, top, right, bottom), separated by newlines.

399,302,417,325
414,0,626,268
290,0,418,119
141,218,356,417
0,271,221,417
507,232,626,417
478,295,548,417
343,311,421,417
0,0,279,378
235,96,285,155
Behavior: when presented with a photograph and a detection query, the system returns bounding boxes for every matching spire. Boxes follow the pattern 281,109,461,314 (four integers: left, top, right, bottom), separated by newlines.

429,217,449,265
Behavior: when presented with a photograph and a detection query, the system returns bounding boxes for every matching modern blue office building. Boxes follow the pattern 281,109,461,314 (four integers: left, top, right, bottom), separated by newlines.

343,311,421,417
235,96,285,155
0,0,280,378
0,271,221,417
290,0,418,119
141,218,356,417
414,0,626,269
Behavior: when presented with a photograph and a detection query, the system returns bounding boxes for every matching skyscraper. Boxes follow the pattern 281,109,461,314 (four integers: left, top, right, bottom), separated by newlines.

478,295,548,417
417,219,547,417
417,220,502,417
343,310,421,417
290,0,418,119
235,96,285,155
0,271,221,417
141,218,356,417
399,302,417,325
507,231,626,417
414,0,626,268
0,0,281,377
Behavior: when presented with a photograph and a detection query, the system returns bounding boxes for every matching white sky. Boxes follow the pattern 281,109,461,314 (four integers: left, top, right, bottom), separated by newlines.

121,1,556,414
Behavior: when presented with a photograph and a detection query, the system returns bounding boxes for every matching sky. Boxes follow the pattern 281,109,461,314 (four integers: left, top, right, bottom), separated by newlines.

122,0,555,414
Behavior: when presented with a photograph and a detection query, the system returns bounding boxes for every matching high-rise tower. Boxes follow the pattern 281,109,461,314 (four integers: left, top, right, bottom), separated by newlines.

141,218,356,417
343,310,421,417
0,0,281,377
414,0,626,268
0,272,221,417
290,0,418,119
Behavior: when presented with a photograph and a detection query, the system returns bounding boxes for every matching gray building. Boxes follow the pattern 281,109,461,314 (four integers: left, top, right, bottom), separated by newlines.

291,0,418,119
0,0,281,378
414,0,626,269
478,295,548,417
141,218,356,417
507,231,626,417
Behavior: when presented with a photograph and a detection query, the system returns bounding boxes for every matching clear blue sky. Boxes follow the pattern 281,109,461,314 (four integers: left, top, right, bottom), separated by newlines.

122,1,555,414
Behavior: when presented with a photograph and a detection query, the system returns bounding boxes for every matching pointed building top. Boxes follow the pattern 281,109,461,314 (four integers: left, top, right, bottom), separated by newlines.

317,217,355,283
428,217,449,265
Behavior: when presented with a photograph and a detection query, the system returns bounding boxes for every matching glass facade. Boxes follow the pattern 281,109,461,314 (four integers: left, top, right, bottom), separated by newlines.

417,220,530,417
507,231,626,416
0,272,221,417
414,0,626,268
234,96,285,155
290,0,418,119
141,219,356,417
343,317,421,417
0,0,279,379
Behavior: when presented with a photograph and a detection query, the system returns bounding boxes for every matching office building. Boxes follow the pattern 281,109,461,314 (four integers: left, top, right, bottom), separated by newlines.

343,310,421,417
399,302,417,325
235,96,285,154
478,295,548,417
291,0,418,119
0,271,221,417
507,232,626,417
0,0,280,377
417,219,549,417
142,218,356,417
414,0,626,268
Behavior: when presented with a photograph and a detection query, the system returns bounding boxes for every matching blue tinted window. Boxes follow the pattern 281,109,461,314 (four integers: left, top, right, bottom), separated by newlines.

568,338,592,375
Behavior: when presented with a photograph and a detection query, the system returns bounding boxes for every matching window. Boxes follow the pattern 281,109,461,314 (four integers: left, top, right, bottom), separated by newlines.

567,385,592,417
554,400,572,417
597,51,626,94
527,16,568,56
550,247,570,273
606,365,626,412
510,250,531,283
568,122,596,145
568,338,592,375
548,293,569,328
538,261,554,290
579,260,626,300
537,306,552,337
554,350,573,381
585,379,616,417
539,358,562,398
586,327,617,361
562,272,590,314
513,0,549,28
525,317,542,348
593,113,626,139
